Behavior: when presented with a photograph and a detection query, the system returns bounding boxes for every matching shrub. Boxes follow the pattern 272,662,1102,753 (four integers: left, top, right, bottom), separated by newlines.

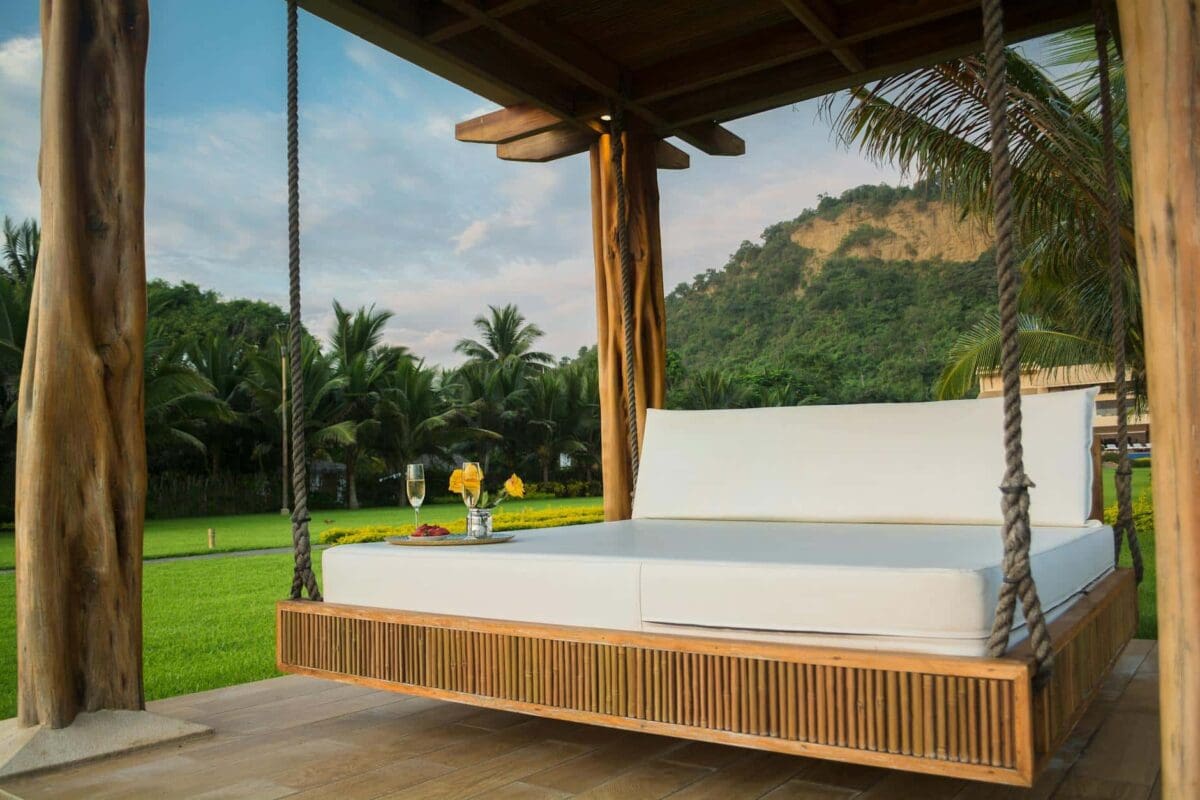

146,472,277,519
524,480,602,499
320,505,605,545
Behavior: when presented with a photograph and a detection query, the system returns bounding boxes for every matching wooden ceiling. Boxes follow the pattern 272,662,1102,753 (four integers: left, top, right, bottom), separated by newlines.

300,0,1092,165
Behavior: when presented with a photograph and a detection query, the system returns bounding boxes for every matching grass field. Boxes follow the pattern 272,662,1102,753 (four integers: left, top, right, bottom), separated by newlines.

0,474,1155,719
0,496,602,570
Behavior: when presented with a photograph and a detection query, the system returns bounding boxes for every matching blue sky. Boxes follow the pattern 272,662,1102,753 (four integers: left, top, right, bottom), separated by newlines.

0,1,905,364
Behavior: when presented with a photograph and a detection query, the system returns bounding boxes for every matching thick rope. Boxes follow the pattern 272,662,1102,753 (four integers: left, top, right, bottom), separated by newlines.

1093,2,1143,583
609,106,640,496
980,0,1052,681
287,0,321,601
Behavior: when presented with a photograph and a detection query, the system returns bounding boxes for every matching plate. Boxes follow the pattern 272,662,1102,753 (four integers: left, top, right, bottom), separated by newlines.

386,534,516,547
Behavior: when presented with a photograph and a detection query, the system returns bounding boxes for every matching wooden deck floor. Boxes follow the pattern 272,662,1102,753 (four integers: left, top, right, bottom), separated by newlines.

1,641,1159,800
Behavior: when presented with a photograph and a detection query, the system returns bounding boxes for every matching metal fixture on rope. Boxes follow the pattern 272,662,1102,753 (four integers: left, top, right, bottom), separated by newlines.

978,0,1052,684
1093,0,1144,584
286,0,321,601
608,102,641,497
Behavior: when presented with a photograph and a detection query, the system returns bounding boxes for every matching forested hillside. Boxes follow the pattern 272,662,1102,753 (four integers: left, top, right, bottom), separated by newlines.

665,184,997,406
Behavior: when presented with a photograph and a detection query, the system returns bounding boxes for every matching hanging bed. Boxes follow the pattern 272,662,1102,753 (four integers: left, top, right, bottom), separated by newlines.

277,388,1137,786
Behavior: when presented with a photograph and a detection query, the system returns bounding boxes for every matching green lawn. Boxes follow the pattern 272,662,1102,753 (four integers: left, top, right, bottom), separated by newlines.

0,475,1157,720
0,552,316,719
0,496,602,570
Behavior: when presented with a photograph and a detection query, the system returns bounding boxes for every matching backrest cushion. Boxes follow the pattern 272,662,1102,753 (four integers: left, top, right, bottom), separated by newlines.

632,387,1099,527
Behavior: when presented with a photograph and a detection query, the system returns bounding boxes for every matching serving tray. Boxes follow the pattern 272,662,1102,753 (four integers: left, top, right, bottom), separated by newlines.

385,534,515,547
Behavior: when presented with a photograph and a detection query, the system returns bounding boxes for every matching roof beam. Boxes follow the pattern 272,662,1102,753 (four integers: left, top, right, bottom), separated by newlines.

497,128,596,162
424,0,545,43
435,0,743,158
653,0,1092,126
455,104,565,144
654,140,690,170
779,0,865,73
675,123,745,157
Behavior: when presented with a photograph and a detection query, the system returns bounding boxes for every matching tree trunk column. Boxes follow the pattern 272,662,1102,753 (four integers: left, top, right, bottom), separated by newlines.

17,0,149,728
1116,1,1200,795
589,129,667,521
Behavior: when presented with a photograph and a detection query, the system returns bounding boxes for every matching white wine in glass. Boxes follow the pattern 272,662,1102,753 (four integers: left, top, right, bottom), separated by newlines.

406,464,425,527
461,461,483,508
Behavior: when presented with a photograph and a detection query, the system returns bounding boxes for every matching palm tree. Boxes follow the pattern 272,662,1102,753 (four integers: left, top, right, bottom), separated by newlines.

242,334,354,476
679,369,750,410
450,357,530,475
823,32,1138,398
455,304,553,367
189,336,250,475
143,325,226,456
329,302,402,508
524,367,589,483
2,217,39,284
374,359,495,491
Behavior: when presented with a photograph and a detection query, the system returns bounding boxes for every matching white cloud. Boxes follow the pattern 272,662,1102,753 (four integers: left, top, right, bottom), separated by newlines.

0,36,41,220
453,219,490,254
0,30,898,368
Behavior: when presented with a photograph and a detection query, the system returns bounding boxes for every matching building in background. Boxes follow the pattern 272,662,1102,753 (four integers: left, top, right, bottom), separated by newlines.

978,365,1150,446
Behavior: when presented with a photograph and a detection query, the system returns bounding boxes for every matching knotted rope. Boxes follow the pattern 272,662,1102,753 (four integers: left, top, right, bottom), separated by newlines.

287,0,321,601
609,106,640,495
980,0,1052,682
1093,2,1143,583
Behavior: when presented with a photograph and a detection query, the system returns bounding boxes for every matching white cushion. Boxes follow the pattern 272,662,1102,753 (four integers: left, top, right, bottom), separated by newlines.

633,388,1099,527
322,518,1113,657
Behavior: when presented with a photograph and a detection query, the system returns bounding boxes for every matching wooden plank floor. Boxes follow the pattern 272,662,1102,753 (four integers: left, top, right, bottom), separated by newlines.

0,641,1160,800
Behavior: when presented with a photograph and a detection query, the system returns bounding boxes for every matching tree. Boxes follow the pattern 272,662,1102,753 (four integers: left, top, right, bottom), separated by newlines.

678,369,750,410
455,303,553,367
143,325,226,459
374,359,495,496
189,336,250,475
823,34,1139,397
2,217,39,284
525,367,589,483
329,302,401,508
451,357,530,475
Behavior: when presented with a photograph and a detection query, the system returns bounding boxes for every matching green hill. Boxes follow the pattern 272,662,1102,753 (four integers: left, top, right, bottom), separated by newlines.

665,184,997,406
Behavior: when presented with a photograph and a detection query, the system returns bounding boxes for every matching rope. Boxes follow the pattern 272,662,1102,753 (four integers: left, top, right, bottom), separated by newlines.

1093,2,1143,583
609,105,640,496
286,0,321,601
979,0,1052,682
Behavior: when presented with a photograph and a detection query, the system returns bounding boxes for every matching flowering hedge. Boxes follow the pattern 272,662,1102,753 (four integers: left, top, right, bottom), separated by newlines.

319,506,605,545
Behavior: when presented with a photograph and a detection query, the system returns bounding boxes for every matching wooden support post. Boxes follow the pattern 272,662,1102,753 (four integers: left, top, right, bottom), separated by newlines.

17,0,150,728
589,127,667,520
1116,0,1200,795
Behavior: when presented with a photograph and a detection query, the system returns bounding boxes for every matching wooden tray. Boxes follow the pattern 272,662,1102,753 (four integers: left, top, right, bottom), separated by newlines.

386,534,515,547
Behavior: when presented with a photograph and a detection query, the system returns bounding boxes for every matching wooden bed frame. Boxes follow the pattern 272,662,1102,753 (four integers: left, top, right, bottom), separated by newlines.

276,567,1135,786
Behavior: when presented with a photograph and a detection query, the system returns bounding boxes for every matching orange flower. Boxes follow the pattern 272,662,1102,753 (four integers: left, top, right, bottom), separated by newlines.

504,474,525,499
448,469,464,493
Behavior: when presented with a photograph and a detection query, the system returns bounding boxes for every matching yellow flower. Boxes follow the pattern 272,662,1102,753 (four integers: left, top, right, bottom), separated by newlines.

461,462,482,492
448,469,464,493
504,474,525,499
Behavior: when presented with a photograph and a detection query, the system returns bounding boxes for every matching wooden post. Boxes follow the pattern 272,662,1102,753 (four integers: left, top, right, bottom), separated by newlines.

589,128,667,520
1116,1,1200,795
207,528,216,549
17,0,150,729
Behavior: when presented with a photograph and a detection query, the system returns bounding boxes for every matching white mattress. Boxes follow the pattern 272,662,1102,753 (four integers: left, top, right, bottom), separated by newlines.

322,519,1113,657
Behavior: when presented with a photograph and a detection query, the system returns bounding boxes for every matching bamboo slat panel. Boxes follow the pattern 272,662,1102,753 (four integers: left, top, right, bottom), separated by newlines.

277,569,1136,787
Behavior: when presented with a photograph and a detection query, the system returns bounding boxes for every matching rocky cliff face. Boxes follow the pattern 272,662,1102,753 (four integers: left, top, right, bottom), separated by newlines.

790,197,990,267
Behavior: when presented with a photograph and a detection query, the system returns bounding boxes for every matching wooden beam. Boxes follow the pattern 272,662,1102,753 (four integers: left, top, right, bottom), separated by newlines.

1116,2,1200,796
435,0,745,158
779,0,865,72
652,0,1092,126
455,103,565,144
589,130,667,521
675,123,745,156
654,140,690,170
18,0,149,728
425,0,544,43
497,127,596,162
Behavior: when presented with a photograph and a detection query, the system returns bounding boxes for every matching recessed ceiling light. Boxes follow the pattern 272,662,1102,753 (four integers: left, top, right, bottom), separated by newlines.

600,114,612,122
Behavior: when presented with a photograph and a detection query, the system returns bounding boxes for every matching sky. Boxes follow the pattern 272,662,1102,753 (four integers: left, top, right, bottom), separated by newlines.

0,1,902,366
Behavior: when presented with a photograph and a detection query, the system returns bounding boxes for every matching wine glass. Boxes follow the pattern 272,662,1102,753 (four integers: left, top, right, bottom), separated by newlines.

405,464,425,528
461,461,483,509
